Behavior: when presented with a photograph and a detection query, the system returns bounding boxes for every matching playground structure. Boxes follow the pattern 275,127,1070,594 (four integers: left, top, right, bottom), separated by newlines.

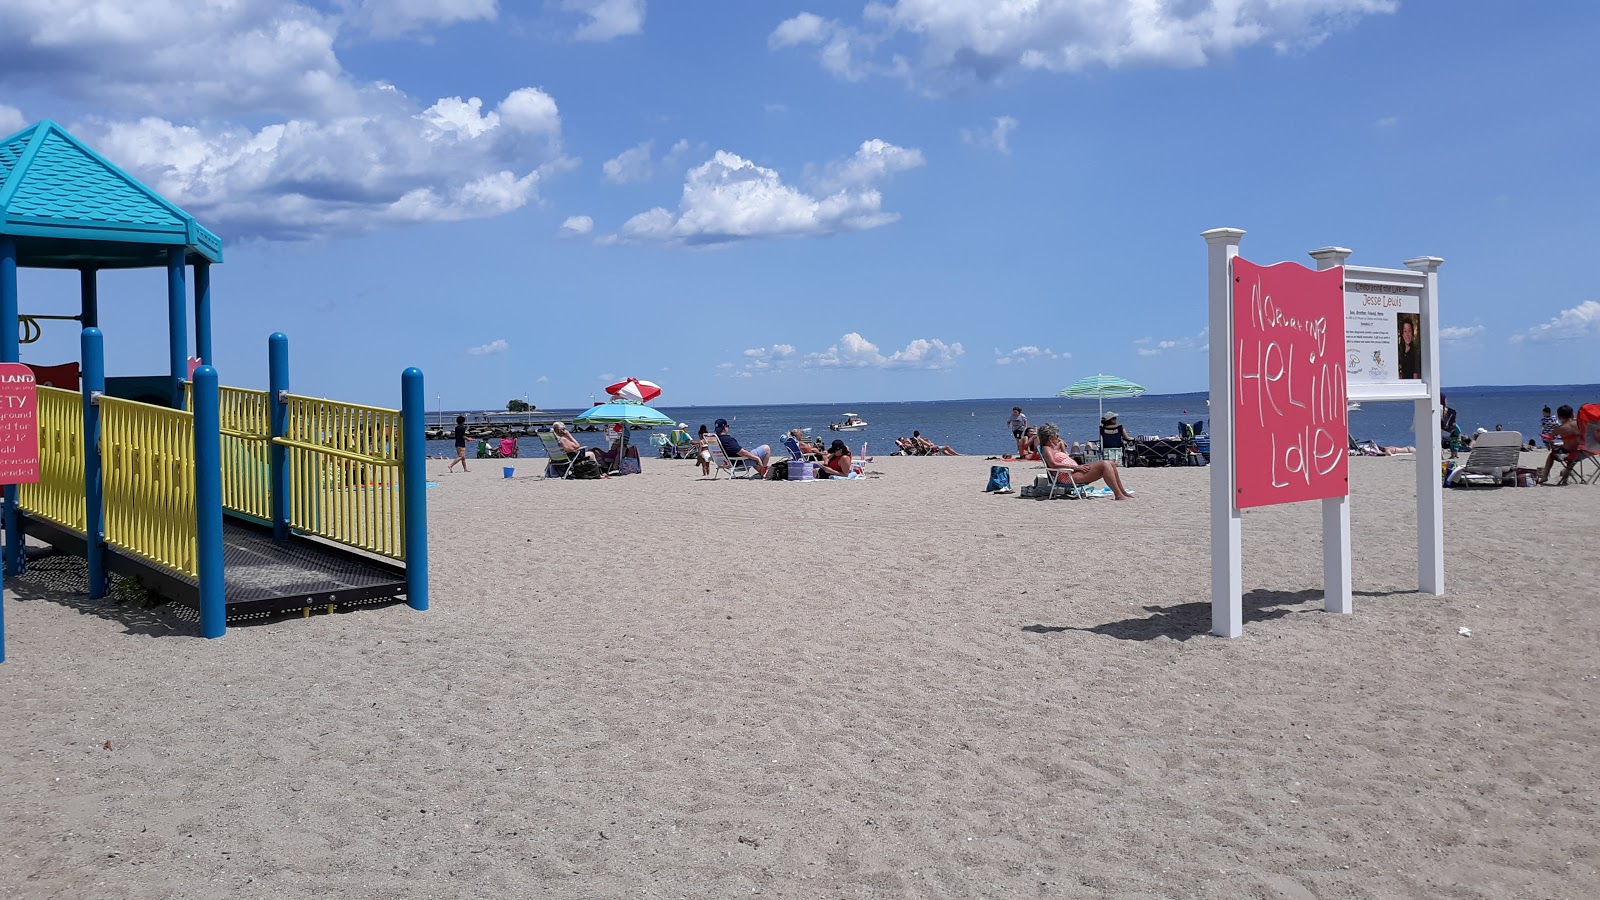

0,120,428,661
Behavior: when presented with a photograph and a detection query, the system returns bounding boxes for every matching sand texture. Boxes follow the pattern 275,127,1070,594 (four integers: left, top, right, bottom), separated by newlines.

2,452,1596,899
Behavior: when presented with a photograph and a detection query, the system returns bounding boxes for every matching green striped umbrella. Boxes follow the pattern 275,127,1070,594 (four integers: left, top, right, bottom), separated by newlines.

1056,374,1147,422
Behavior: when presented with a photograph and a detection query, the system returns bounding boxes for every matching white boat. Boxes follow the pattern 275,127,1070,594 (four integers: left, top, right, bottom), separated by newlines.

829,413,868,431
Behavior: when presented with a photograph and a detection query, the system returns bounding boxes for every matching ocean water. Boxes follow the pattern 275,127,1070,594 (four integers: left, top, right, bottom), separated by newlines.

428,384,1599,460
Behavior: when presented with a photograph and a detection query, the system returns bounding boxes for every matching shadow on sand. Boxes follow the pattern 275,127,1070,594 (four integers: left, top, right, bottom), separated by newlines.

5,552,196,639
1023,588,1340,642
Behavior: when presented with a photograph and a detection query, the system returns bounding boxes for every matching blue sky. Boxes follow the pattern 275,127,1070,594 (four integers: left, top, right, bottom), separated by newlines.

3,1,1596,411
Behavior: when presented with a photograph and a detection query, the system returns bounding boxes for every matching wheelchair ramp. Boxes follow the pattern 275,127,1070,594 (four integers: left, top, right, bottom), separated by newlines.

216,518,407,621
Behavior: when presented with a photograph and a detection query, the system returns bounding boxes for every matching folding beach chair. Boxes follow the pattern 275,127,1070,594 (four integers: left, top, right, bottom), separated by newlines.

1556,403,1600,485
783,435,824,462
1040,454,1090,499
537,430,578,478
1450,430,1522,487
706,433,759,480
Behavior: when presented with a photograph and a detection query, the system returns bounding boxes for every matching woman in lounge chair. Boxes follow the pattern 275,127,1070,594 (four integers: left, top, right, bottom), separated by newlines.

789,429,825,457
1038,423,1135,500
552,422,604,468
912,431,960,456
817,440,853,478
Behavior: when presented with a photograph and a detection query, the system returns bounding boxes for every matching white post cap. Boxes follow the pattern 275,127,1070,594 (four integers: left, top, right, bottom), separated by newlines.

1201,227,1246,245
1404,256,1445,273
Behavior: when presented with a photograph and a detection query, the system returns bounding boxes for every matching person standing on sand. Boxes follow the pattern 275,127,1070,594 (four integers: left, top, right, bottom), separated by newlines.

447,415,469,472
1008,407,1028,456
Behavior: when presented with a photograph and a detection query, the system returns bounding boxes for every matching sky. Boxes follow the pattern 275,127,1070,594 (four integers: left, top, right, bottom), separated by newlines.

2,0,1596,412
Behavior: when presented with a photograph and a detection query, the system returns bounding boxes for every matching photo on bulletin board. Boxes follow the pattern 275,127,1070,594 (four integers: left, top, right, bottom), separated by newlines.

1396,313,1421,380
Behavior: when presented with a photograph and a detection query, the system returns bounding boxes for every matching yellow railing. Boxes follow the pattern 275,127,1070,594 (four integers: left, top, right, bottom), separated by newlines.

218,386,272,522
18,386,87,533
100,397,198,579
280,394,404,560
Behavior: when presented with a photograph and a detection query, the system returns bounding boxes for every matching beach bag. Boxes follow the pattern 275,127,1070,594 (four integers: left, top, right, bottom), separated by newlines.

769,460,789,480
985,465,1010,492
568,456,602,479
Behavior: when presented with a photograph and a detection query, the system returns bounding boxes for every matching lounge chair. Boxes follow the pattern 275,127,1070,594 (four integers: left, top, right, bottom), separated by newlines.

1040,454,1090,499
706,433,760,480
660,429,698,459
783,435,823,462
1450,430,1522,486
536,430,578,478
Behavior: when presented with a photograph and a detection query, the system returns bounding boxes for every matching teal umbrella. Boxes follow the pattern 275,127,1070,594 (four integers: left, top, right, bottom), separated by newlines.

572,400,676,473
1056,373,1147,423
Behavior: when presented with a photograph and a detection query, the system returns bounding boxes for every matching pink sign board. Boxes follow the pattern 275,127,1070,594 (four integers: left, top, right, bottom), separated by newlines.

0,363,40,485
1232,258,1348,509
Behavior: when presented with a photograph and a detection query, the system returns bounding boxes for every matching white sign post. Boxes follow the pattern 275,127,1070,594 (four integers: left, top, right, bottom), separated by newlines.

1205,229,1444,637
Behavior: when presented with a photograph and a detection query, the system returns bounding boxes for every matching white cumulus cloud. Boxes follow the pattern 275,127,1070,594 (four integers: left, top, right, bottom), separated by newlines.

0,105,26,136
0,2,572,240
536,375,550,383
613,140,924,246
1512,300,1600,344
774,1,1397,88
1136,327,1208,357
561,0,645,42
1439,325,1484,342
468,339,509,356
339,0,498,39
962,116,1018,154
561,215,594,235
995,345,1062,365
727,334,961,376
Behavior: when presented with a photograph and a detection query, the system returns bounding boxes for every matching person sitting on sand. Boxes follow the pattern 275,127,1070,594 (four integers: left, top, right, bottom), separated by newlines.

817,439,853,477
894,436,922,456
715,418,770,476
1538,404,1582,485
1038,423,1135,500
911,430,959,456
789,429,825,457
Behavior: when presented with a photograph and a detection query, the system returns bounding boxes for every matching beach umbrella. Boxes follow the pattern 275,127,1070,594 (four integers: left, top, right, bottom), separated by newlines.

605,377,662,403
1056,373,1147,423
573,399,677,473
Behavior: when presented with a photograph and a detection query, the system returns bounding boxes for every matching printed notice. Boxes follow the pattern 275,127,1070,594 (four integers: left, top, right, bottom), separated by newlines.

1345,282,1422,386
1232,259,1349,509
0,363,39,485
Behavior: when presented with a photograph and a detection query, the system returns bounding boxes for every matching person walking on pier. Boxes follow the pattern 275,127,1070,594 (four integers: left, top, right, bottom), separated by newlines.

448,415,469,473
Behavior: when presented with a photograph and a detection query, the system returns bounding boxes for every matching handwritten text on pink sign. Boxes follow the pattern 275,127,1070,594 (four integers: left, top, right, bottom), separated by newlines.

1232,259,1347,509
0,363,40,485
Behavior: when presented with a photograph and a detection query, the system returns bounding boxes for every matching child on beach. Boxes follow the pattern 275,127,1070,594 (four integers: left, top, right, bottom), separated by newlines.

447,415,468,472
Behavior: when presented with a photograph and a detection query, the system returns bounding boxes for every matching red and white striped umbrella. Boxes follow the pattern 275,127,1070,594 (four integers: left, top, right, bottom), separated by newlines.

606,377,662,403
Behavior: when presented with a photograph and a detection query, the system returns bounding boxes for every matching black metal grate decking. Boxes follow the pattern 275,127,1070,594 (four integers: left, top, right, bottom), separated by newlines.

215,519,407,618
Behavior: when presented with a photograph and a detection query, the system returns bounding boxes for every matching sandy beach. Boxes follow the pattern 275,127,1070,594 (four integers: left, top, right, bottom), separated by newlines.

2,453,1596,899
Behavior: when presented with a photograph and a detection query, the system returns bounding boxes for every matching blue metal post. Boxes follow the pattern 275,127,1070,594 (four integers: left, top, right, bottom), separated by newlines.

268,333,290,542
0,237,15,660
192,365,226,638
193,261,212,365
166,247,188,409
401,367,428,611
80,267,98,329
2,237,20,591
82,328,107,599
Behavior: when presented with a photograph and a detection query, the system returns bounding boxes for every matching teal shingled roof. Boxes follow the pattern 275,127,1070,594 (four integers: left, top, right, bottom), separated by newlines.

0,120,222,269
